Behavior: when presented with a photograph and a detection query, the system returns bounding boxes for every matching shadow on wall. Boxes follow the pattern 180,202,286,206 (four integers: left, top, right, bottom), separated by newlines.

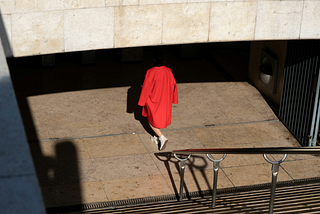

0,10,12,57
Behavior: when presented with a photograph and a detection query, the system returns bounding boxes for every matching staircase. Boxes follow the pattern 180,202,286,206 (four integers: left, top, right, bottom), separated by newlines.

48,177,320,214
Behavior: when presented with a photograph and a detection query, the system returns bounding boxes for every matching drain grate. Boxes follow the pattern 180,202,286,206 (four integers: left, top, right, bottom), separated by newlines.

47,177,320,214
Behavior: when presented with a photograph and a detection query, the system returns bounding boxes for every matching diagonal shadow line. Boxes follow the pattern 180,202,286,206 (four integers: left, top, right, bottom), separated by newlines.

154,153,211,200
0,11,13,57
19,93,84,210
154,152,180,200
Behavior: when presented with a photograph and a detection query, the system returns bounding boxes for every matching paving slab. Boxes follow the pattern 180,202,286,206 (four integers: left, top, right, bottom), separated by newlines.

91,154,162,181
222,163,292,187
83,134,148,158
101,175,172,201
281,158,320,180
192,124,258,147
243,121,296,143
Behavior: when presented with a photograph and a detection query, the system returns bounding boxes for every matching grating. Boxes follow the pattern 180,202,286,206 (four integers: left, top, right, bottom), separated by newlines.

279,40,320,146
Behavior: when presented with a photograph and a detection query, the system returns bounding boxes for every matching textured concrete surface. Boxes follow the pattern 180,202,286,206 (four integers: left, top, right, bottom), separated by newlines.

209,2,257,42
30,101,317,208
9,44,320,208
1,0,319,57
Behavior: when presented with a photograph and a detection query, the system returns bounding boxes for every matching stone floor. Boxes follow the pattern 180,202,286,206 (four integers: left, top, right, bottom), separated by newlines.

26,82,320,208
9,44,320,209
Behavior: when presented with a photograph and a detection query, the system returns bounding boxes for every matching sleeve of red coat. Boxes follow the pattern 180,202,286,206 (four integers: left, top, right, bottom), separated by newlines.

172,84,178,104
138,71,153,107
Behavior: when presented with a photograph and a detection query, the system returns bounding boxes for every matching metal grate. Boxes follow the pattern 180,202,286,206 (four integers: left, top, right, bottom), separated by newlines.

279,40,320,146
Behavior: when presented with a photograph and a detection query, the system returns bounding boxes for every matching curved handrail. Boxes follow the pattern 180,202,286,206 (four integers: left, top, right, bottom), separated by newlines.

171,146,320,213
173,147,320,155
263,154,287,164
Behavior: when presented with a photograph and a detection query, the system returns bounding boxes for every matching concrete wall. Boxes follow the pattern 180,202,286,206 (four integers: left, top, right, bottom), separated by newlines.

0,0,319,57
0,38,45,213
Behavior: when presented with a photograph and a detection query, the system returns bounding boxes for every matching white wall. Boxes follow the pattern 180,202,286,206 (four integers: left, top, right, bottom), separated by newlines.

0,0,319,57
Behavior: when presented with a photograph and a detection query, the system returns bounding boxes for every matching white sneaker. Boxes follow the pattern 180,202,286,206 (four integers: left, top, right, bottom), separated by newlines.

159,135,168,151
150,135,158,145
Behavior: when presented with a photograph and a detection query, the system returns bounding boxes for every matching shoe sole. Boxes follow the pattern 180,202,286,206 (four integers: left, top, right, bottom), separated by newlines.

160,139,168,151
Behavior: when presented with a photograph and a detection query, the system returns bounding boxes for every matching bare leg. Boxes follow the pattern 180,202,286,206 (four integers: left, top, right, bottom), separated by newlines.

149,123,163,137
149,123,168,150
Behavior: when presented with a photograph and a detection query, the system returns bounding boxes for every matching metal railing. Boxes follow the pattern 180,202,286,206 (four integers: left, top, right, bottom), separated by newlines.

172,147,320,214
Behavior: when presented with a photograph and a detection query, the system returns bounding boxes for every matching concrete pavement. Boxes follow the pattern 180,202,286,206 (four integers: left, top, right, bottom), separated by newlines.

26,82,320,208
9,46,320,209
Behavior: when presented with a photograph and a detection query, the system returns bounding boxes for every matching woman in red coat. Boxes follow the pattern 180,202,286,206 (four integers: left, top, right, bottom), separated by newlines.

138,52,178,150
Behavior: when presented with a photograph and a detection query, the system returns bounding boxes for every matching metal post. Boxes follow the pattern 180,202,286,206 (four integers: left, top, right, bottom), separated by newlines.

173,154,191,202
212,161,220,208
269,163,279,213
206,154,227,209
309,68,320,146
263,154,287,214
179,160,186,202
311,95,320,146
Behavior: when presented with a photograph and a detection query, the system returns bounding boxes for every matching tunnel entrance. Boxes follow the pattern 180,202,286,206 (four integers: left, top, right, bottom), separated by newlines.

8,42,253,143
8,42,250,97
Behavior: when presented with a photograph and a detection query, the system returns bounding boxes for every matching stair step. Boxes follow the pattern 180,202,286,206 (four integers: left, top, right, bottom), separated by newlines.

48,177,320,214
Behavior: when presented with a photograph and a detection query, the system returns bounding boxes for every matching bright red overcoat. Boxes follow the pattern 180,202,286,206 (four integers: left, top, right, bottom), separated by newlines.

138,66,178,128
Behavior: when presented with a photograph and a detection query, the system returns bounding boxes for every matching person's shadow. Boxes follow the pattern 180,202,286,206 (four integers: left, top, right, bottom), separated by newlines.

127,85,155,136
16,89,83,212
31,140,82,212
